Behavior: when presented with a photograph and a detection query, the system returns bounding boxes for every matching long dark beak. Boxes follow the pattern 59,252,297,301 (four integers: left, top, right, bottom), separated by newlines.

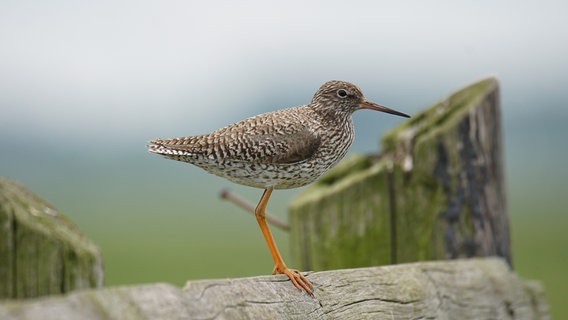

360,99,410,118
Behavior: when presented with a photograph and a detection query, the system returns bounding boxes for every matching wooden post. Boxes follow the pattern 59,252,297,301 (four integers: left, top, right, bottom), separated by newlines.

0,258,549,319
0,178,103,299
289,77,510,270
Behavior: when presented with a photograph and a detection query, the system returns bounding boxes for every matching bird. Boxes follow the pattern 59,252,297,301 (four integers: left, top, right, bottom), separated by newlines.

147,80,410,295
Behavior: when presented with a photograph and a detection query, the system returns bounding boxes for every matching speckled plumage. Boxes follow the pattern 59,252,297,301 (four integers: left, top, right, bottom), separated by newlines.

148,80,409,189
148,80,409,295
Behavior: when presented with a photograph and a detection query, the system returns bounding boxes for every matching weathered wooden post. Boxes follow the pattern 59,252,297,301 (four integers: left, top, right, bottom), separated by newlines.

289,77,510,270
0,178,103,299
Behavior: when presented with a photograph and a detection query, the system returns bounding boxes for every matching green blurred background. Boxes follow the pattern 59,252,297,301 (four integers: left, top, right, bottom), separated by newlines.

1,1,566,318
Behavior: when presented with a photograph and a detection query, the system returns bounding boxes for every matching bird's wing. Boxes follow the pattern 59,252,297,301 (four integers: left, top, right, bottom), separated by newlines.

242,127,321,164
149,118,322,165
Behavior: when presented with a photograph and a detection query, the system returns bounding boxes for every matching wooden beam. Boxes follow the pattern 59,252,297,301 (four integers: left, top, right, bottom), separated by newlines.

0,258,548,320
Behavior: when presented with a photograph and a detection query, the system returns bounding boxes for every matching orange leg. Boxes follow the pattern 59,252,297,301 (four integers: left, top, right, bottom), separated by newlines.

254,187,313,295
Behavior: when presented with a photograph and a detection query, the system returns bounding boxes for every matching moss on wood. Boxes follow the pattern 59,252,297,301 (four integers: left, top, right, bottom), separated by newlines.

0,178,103,299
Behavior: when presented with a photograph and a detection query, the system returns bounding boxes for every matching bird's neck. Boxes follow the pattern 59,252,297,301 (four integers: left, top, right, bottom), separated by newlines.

310,104,353,129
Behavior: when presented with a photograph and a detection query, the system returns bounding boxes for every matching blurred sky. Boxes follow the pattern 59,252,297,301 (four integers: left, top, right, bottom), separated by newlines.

1,0,566,146
1,0,567,316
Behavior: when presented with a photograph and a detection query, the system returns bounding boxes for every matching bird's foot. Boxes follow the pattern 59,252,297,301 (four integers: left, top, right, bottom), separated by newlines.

272,265,313,295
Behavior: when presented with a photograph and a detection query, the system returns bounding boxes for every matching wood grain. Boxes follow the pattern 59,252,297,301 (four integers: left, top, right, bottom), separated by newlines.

0,258,548,320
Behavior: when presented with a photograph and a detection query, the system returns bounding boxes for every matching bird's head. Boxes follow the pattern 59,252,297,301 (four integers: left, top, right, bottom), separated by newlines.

311,80,410,118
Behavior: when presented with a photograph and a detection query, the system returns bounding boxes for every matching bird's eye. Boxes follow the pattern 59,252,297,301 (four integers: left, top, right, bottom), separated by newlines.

337,89,348,98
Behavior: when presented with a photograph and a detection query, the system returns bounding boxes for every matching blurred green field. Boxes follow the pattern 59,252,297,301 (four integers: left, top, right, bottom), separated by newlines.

510,195,567,319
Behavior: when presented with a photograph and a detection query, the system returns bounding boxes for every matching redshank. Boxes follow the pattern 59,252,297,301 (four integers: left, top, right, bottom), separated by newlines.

148,80,410,295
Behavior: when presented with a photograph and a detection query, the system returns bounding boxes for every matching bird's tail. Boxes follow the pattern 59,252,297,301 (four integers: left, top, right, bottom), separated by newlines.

147,137,198,156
